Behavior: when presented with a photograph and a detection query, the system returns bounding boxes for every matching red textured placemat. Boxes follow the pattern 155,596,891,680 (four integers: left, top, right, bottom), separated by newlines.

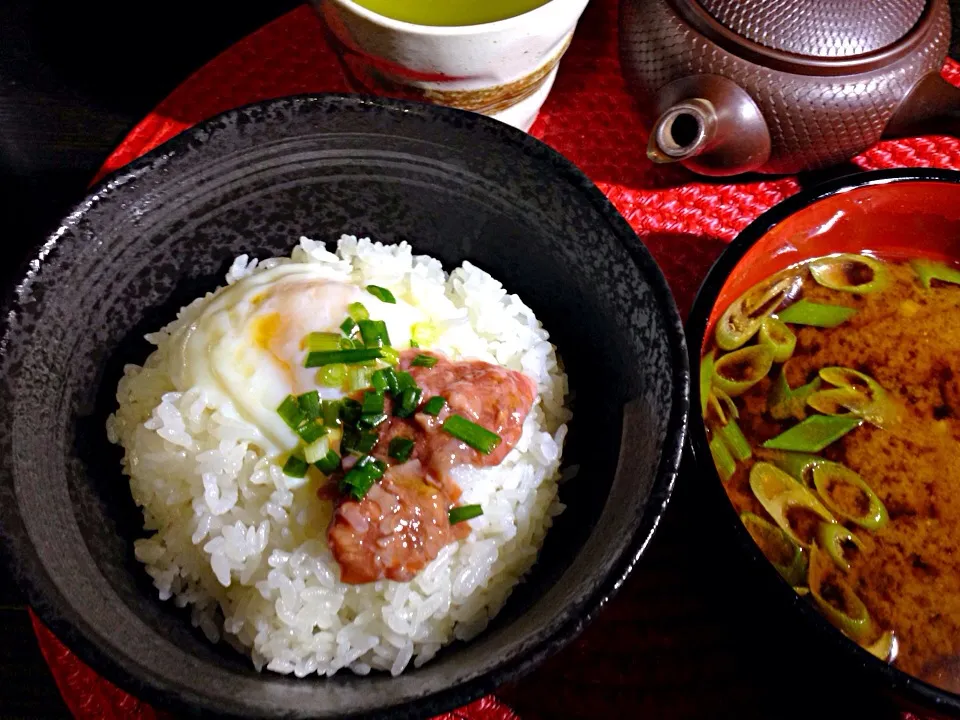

31,0,960,717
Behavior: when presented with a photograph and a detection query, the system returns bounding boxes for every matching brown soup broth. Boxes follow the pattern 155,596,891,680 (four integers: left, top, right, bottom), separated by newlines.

703,254,960,692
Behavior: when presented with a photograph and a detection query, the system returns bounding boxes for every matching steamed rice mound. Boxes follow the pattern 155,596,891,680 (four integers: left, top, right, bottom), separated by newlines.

107,235,571,677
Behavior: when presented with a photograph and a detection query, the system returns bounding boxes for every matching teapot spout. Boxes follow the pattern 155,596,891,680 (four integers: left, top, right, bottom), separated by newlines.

647,75,771,176
884,74,960,140
647,99,717,164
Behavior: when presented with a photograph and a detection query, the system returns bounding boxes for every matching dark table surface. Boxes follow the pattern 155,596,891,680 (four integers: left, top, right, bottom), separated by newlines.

2,2,959,719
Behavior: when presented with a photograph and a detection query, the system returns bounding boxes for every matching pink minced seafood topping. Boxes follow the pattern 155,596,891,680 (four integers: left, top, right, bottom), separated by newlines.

326,351,537,584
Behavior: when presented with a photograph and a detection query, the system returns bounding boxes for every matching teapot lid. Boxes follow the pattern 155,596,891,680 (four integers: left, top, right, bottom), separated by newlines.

696,0,927,57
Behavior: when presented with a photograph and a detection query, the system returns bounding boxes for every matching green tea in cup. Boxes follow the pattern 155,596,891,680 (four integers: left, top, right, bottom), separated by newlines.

352,0,551,26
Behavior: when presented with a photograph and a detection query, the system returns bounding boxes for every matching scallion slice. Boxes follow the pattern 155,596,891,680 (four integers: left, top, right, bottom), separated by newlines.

304,331,342,352
410,354,438,368
316,363,347,388
296,420,328,444
396,371,416,391
394,386,423,418
304,435,331,464
341,427,378,455
371,369,389,392
339,456,386,500
305,348,384,367
410,339,420,349
423,396,446,416
366,285,397,304
314,449,340,475
382,367,400,395
297,390,321,420
358,319,391,348
348,302,369,321
303,333,343,352
388,437,415,462
282,454,309,479
361,391,385,414
358,412,388,429
348,366,373,391
442,415,501,454
321,399,342,426
380,346,400,365
340,317,357,336
339,398,363,424
277,395,306,430
449,504,483,524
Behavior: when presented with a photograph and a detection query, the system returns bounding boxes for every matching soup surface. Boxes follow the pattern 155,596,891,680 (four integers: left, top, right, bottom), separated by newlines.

702,253,960,693
351,0,550,26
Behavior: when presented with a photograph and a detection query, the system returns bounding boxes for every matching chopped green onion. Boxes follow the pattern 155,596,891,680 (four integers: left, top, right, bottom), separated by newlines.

341,427,378,455
348,366,373,392
449,504,483,524
775,299,856,328
340,456,386,500
423,396,446,416
358,412,388,429
709,435,736,482
361,391,385,414
348,302,369,321
700,350,715,418
304,435,331,464
339,336,359,350
339,398,363,424
297,390,321,420
296,420,328,444
762,415,862,452
371,367,399,395
442,414,501,454
314,449,340,474
317,363,347,388
718,418,751,461
304,331,342,352
388,437,415,462
768,371,822,422
396,371,416,391
380,346,400,365
410,354,439,368
322,400,341,426
411,321,439,347
282,454,309,478
358,319,391,348
305,348,384,367
366,285,397,304
910,257,960,288
277,395,306,430
410,339,420,349
394,386,423,418
340,317,357,336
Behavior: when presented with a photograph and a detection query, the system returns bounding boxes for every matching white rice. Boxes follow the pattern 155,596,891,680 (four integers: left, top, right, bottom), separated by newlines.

107,235,571,678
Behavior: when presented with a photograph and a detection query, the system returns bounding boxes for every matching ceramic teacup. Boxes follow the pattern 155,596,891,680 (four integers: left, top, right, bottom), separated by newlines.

312,0,591,130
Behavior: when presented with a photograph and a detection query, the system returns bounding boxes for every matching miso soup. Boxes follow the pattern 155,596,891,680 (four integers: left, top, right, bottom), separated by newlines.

702,253,960,692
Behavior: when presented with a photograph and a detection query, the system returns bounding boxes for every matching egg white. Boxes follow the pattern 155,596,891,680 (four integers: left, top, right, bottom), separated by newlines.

167,264,426,456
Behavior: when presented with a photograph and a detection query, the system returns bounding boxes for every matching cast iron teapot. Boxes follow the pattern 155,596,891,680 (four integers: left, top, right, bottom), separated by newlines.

620,0,960,175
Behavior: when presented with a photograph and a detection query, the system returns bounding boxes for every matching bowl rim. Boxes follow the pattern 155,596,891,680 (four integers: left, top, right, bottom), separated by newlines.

0,93,690,719
686,166,960,716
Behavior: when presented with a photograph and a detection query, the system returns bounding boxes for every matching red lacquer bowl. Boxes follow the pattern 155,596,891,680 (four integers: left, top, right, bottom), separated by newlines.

686,168,960,719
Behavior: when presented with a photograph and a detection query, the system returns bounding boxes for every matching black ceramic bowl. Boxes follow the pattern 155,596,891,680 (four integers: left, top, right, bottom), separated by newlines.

687,168,960,719
0,95,688,719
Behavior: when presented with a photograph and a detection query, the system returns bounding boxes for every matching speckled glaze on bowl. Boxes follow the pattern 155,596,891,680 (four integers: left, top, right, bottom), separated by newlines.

687,168,960,719
0,95,688,719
